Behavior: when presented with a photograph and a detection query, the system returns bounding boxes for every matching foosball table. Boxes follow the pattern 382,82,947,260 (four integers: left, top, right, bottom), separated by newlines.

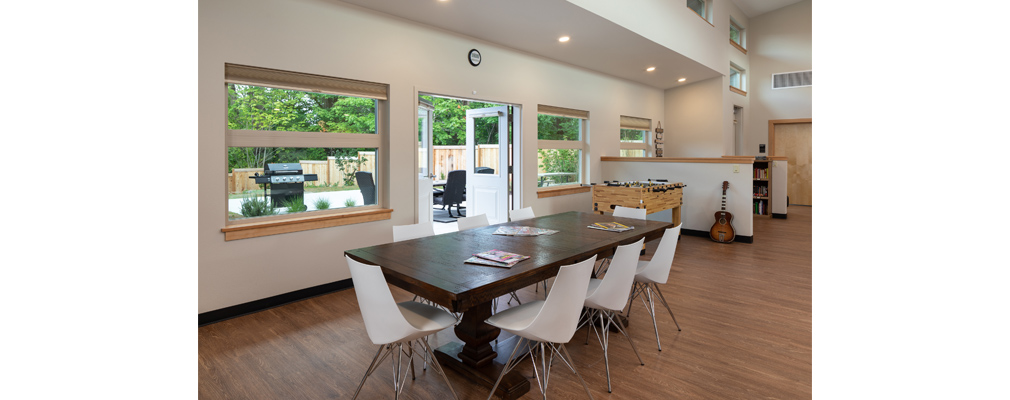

592,181,685,226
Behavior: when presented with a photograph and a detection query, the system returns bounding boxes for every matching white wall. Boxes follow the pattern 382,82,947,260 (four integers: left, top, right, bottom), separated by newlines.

664,76,725,157
746,0,812,155
199,0,664,313
601,160,753,237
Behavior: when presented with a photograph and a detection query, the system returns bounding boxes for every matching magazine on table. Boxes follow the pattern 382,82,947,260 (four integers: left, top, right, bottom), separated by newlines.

465,249,530,267
587,222,634,232
492,226,559,236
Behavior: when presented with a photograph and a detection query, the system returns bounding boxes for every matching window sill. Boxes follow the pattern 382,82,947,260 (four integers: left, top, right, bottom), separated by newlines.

537,185,592,198
221,208,393,241
730,40,747,54
730,86,748,96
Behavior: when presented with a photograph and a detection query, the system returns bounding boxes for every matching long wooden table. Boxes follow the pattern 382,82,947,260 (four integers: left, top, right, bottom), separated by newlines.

344,211,674,399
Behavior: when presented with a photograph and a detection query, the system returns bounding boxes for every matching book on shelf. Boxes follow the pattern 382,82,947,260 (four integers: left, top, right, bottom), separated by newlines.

587,222,634,232
465,249,530,268
492,226,559,236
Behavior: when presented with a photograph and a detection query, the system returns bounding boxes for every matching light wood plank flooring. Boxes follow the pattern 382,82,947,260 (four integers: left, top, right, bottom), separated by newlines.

199,206,812,399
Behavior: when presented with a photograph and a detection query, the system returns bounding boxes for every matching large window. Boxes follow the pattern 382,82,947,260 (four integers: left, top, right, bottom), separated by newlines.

730,63,747,95
225,64,386,222
537,105,588,188
730,19,746,52
620,116,652,157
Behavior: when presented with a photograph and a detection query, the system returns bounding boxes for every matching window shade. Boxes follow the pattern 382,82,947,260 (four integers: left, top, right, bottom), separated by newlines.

225,64,388,100
620,116,651,130
538,104,589,120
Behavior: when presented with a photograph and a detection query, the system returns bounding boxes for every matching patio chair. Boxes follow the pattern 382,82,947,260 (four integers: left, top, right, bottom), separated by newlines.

355,171,376,206
433,170,466,218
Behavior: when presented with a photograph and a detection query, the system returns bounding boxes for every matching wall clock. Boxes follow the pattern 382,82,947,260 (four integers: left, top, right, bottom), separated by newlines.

468,49,481,66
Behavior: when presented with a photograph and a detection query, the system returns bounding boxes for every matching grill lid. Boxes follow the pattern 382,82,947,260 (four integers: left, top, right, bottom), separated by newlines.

265,163,303,175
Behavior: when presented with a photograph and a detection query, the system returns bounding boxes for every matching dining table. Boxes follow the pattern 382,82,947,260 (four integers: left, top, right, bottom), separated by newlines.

344,211,675,399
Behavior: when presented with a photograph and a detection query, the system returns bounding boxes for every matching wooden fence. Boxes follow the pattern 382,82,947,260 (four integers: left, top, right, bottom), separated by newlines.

430,145,501,179
228,152,376,194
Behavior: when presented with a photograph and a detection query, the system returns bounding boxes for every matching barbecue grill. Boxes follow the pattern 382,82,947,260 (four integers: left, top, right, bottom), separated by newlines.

250,163,318,206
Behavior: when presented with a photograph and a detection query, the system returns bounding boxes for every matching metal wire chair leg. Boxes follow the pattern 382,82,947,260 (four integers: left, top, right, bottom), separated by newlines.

651,284,682,331
420,338,461,400
644,286,663,351
352,345,386,400
485,337,528,400
559,343,595,400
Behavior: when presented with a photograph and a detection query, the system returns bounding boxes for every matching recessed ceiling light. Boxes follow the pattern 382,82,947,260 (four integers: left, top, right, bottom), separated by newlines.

678,78,687,82
646,67,656,72
558,36,570,43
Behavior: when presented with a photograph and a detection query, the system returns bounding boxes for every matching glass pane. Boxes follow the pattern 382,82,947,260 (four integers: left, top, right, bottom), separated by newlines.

473,115,500,175
620,149,646,157
730,70,741,89
418,109,429,178
227,83,376,134
620,129,646,143
730,25,740,44
227,147,378,220
537,114,581,141
687,0,705,18
537,149,580,186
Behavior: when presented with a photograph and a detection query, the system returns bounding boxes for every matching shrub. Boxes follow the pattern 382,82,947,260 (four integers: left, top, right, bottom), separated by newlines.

240,194,278,217
283,196,308,213
344,198,357,208
314,197,330,210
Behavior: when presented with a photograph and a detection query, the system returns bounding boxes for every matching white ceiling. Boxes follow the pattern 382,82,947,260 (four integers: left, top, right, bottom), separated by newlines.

338,0,720,90
336,0,804,90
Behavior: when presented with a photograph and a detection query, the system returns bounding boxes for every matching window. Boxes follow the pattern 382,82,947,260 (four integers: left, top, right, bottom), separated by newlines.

619,116,652,157
537,105,588,188
730,19,746,53
225,64,386,223
730,64,747,95
687,0,712,23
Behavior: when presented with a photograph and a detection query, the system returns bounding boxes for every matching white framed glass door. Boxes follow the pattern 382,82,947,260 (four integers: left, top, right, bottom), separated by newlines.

465,106,509,224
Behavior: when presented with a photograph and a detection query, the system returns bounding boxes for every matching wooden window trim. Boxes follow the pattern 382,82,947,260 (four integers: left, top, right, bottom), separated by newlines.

687,3,715,26
601,156,749,164
536,185,592,198
221,208,393,241
730,86,748,96
730,40,747,54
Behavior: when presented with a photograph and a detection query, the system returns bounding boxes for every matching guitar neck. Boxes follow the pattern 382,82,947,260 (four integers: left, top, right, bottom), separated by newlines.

721,193,727,212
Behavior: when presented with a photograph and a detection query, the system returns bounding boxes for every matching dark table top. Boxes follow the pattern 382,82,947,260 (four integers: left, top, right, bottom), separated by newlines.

344,211,674,312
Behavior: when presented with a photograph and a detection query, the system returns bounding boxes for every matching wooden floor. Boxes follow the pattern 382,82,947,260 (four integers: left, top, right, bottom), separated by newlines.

199,206,812,399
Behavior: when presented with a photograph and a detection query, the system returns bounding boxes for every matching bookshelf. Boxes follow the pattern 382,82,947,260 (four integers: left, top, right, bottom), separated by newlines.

753,160,771,216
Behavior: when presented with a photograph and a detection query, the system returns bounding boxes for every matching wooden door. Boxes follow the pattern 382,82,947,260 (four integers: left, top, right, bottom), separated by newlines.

771,121,812,206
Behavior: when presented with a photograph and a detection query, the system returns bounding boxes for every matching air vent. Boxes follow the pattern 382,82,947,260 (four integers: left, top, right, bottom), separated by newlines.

772,70,811,89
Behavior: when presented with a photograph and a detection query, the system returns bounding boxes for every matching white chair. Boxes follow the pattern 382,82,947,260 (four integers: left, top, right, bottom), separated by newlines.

456,213,489,231
626,224,683,351
392,221,435,242
345,256,460,400
509,207,535,221
612,205,646,220
581,238,646,393
485,256,597,400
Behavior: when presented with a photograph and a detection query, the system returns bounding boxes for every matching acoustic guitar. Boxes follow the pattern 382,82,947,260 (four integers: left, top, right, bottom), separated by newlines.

709,181,736,243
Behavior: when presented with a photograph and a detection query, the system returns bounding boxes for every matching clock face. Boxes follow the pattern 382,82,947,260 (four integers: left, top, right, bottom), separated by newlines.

468,49,481,66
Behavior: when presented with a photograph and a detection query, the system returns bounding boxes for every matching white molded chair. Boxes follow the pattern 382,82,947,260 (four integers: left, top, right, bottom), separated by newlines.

456,214,489,231
509,207,535,222
484,256,597,400
626,224,683,351
345,256,460,400
392,222,435,242
581,238,646,393
612,205,646,220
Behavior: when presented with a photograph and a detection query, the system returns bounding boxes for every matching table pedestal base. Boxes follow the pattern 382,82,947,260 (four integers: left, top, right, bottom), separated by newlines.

434,336,531,400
